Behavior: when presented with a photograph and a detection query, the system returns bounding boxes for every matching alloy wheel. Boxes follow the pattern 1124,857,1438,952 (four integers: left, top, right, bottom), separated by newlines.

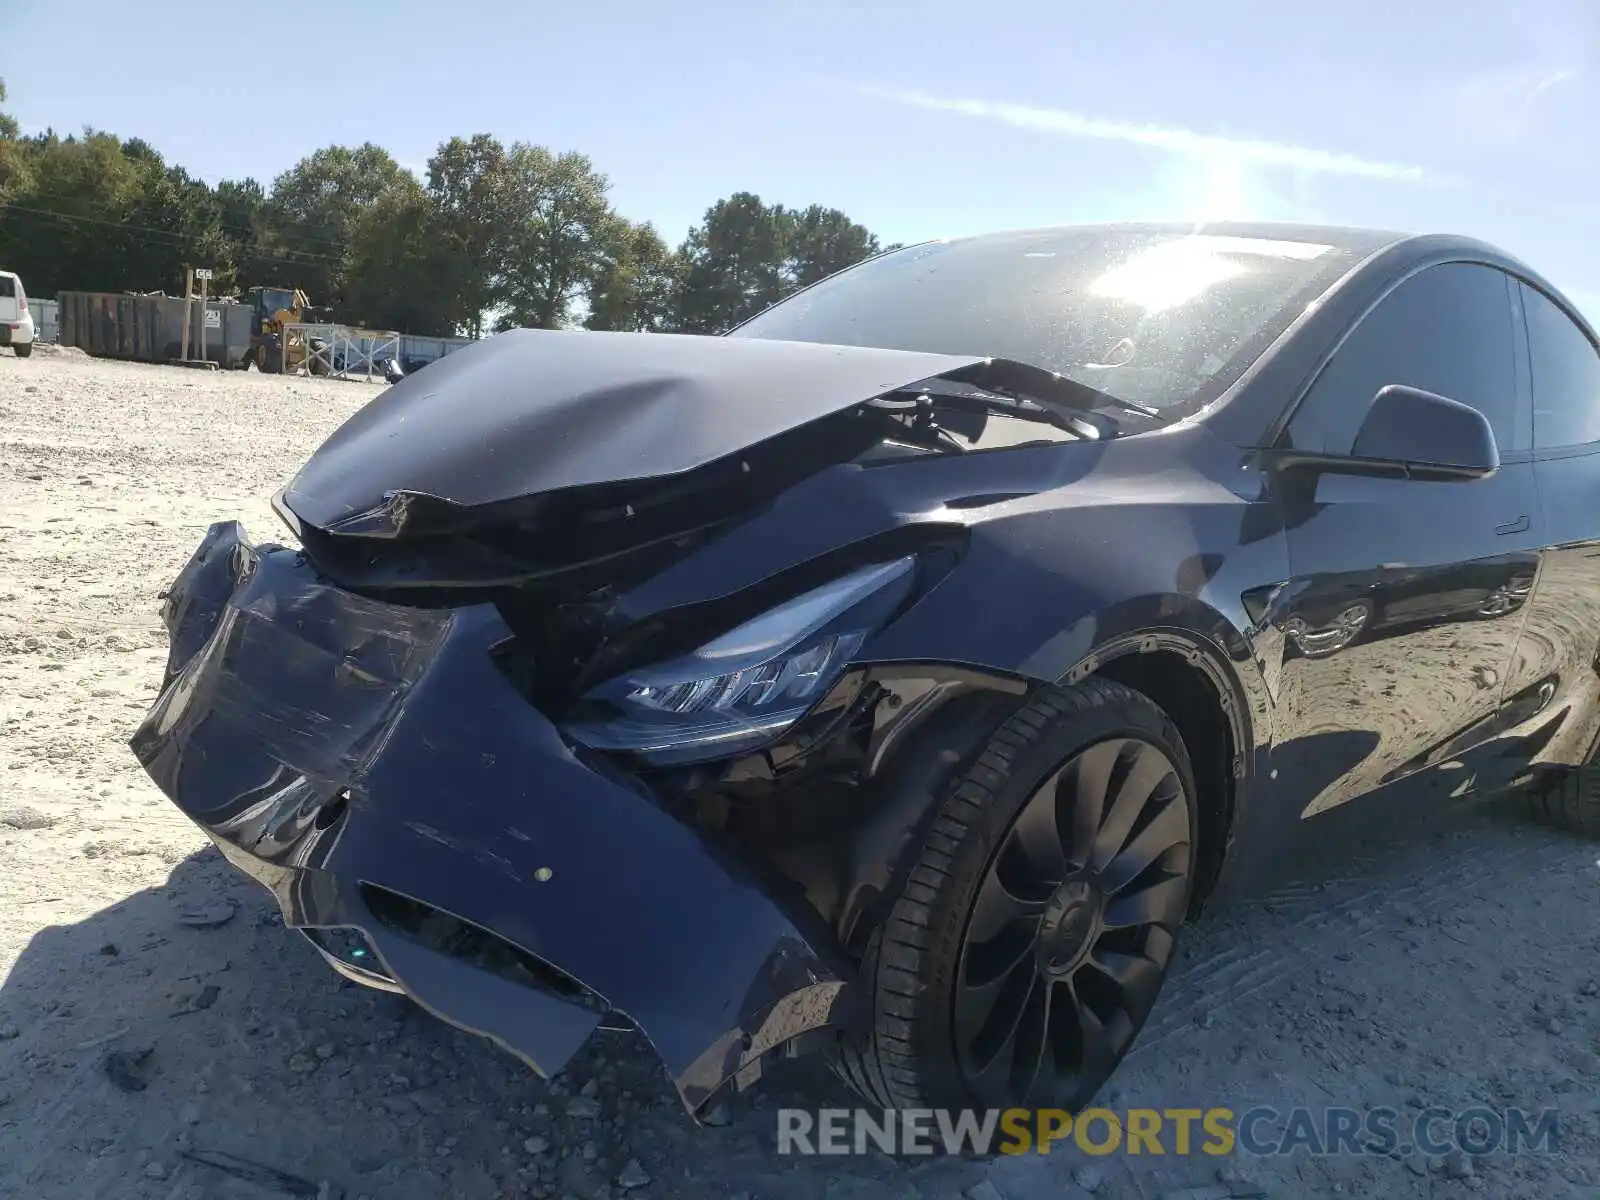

1287,601,1371,658
953,736,1192,1108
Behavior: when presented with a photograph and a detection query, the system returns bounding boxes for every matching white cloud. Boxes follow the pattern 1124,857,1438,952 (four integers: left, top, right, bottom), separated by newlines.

1532,67,1580,95
1449,63,1580,142
858,85,1442,184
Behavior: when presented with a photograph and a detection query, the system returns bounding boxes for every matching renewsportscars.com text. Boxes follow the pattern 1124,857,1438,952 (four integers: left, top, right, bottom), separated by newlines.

776,1106,1562,1157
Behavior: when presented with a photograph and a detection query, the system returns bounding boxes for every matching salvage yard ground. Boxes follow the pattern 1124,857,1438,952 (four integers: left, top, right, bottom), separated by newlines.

1,349,1599,1200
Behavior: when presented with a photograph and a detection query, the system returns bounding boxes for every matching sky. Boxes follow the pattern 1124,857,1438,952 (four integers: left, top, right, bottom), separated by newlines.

5,0,1598,319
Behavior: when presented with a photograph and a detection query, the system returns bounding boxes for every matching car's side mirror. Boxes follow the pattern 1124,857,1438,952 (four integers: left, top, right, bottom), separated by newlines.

1276,385,1500,481
1349,385,1499,479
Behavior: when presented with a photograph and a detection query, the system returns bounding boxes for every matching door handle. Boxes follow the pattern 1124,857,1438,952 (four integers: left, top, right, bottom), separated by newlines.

1495,515,1530,536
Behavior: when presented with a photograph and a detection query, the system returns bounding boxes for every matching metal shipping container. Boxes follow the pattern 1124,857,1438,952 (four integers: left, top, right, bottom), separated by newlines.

57,291,255,368
397,333,476,372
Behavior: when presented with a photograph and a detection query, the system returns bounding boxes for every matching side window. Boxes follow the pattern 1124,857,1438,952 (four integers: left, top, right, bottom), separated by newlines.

1285,263,1526,457
1521,283,1600,449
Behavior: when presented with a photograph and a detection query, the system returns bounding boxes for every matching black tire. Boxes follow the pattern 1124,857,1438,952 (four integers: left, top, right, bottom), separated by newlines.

1522,766,1600,837
833,677,1197,1113
14,342,32,358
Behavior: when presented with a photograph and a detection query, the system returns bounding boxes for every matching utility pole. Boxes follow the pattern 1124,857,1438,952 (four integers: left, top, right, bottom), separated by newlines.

196,268,211,365
180,267,194,362
178,268,217,369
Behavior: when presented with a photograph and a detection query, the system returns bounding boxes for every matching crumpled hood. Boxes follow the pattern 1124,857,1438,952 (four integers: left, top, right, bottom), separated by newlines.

282,328,984,531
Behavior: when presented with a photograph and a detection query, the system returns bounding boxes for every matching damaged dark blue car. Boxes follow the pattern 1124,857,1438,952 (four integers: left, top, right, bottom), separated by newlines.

132,222,1600,1122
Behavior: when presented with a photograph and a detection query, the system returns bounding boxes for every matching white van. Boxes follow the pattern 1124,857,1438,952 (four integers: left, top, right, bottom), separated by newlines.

0,270,36,357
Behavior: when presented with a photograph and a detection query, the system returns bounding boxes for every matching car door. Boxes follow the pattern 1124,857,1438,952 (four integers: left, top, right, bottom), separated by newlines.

1267,262,1542,816
1496,281,1600,771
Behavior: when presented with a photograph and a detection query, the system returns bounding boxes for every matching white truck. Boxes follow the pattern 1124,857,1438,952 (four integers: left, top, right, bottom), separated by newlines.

0,269,35,357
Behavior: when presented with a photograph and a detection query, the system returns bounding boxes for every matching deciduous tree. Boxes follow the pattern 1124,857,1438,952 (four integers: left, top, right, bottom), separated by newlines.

343,177,456,335
495,145,615,330
673,192,792,333
267,143,409,306
672,194,885,333
585,219,683,332
786,204,880,288
426,134,514,337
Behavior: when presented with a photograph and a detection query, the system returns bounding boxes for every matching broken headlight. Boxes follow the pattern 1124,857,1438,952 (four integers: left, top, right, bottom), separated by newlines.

563,556,916,764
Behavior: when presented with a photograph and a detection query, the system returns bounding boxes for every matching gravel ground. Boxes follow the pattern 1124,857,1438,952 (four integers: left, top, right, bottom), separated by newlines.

2,348,1599,1200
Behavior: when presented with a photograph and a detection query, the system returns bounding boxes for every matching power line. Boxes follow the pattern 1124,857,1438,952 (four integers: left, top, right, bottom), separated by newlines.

2,201,341,261
14,187,359,254
0,201,346,267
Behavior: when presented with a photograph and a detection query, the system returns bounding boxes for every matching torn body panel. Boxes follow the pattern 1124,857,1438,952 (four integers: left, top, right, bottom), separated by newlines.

280,329,987,530
270,332,1120,608
131,521,854,1115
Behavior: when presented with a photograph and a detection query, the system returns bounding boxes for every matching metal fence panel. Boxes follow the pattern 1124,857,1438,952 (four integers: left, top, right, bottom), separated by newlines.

33,298,59,342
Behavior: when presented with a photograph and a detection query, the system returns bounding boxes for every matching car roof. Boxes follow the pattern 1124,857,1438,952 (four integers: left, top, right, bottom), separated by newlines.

914,221,1589,320
927,220,1410,255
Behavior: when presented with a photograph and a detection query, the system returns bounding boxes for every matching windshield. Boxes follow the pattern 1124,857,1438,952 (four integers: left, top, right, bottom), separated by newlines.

729,227,1361,417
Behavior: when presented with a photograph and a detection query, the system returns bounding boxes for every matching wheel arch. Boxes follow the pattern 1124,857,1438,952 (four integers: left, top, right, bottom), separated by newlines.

831,619,1264,955
1061,629,1261,912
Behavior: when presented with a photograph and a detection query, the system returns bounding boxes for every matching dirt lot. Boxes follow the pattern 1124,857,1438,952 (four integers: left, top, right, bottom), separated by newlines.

2,349,1599,1200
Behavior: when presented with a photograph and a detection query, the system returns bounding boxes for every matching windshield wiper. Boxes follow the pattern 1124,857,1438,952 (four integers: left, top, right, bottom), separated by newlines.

868,355,1168,452
942,358,1165,421
1067,386,1162,419
872,379,1098,443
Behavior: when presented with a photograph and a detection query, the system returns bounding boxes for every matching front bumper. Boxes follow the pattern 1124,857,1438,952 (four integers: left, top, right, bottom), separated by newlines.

130,522,853,1116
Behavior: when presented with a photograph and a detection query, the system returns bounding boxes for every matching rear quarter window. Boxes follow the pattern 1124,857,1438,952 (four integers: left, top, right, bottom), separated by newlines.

1521,282,1600,450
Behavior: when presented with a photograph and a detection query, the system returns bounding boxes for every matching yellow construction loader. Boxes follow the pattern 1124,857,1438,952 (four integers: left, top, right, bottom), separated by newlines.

247,286,331,374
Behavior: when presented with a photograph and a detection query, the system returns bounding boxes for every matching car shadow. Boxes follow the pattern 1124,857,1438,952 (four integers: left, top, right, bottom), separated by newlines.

0,847,986,1199
0,766,1564,1200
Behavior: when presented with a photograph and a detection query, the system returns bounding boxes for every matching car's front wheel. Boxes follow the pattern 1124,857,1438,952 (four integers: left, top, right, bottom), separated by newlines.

834,677,1197,1113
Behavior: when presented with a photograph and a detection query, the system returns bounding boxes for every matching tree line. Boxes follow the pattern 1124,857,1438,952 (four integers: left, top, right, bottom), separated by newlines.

0,79,894,337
